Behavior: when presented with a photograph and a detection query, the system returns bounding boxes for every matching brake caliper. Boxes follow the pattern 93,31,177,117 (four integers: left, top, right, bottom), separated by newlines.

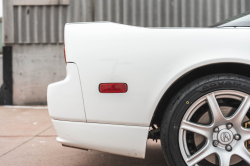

245,121,250,151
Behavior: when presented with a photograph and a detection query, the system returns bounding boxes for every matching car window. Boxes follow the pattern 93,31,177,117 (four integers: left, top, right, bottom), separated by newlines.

210,11,250,27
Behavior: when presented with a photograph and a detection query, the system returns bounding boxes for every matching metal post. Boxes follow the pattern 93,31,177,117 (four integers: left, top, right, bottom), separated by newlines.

0,46,13,105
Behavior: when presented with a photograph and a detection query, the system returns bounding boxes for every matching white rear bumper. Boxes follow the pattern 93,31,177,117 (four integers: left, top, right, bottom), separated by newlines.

52,119,149,159
48,63,149,158
47,63,86,122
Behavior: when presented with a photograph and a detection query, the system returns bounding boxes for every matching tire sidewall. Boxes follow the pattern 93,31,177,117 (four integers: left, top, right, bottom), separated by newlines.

161,74,250,166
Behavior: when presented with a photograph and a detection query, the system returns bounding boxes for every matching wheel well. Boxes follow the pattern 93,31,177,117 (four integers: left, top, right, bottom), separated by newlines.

151,63,250,127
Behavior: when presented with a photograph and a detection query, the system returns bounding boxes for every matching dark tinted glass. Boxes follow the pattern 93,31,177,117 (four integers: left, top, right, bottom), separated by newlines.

211,11,250,27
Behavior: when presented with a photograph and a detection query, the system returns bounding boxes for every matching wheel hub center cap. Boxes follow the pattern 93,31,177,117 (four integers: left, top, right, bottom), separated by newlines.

213,124,238,149
218,129,233,144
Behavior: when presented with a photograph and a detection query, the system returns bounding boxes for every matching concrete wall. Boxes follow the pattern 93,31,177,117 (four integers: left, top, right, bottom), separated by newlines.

12,44,66,105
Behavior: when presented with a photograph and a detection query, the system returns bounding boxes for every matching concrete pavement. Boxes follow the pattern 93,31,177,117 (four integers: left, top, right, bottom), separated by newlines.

0,106,167,166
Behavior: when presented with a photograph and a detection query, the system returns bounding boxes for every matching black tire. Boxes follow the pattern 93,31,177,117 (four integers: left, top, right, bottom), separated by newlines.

160,73,250,166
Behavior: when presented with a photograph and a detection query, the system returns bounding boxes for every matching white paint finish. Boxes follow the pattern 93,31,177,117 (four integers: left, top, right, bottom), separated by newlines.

13,0,69,6
3,106,48,109
52,119,149,158
48,63,86,122
64,22,250,127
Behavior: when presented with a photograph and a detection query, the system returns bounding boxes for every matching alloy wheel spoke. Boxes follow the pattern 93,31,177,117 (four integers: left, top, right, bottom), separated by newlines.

181,120,211,138
218,152,232,166
206,93,226,124
235,144,250,165
180,90,250,166
240,127,250,141
186,143,214,166
229,96,250,126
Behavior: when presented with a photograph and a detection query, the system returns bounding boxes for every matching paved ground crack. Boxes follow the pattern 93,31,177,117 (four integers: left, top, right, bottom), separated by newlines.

0,125,53,158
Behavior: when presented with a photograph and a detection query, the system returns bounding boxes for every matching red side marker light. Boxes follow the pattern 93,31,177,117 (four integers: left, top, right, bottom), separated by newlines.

99,83,127,93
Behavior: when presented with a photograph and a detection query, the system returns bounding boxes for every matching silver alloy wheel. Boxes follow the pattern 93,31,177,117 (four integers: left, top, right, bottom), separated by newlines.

179,90,250,166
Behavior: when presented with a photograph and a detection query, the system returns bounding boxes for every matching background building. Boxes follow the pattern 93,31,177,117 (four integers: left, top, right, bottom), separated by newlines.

1,0,250,105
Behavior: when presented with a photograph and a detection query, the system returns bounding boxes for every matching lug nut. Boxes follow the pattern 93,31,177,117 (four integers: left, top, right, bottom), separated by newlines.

214,127,219,133
225,145,232,152
213,140,219,147
226,123,233,129
234,134,241,140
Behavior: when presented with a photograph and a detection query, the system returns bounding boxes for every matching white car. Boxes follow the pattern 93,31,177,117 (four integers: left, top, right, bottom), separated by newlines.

48,12,250,166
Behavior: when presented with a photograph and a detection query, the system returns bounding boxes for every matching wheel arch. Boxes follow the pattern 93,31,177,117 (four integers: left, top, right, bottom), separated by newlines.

150,62,250,127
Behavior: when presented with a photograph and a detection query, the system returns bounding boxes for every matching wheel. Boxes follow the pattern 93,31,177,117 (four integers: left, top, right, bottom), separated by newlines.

161,74,250,166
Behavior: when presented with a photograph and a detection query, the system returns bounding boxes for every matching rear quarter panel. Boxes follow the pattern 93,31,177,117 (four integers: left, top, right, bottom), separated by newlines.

65,22,250,127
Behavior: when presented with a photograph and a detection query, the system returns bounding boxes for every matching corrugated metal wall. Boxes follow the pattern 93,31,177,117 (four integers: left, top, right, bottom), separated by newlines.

95,0,250,27
4,0,250,44
3,0,94,44
13,0,93,44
